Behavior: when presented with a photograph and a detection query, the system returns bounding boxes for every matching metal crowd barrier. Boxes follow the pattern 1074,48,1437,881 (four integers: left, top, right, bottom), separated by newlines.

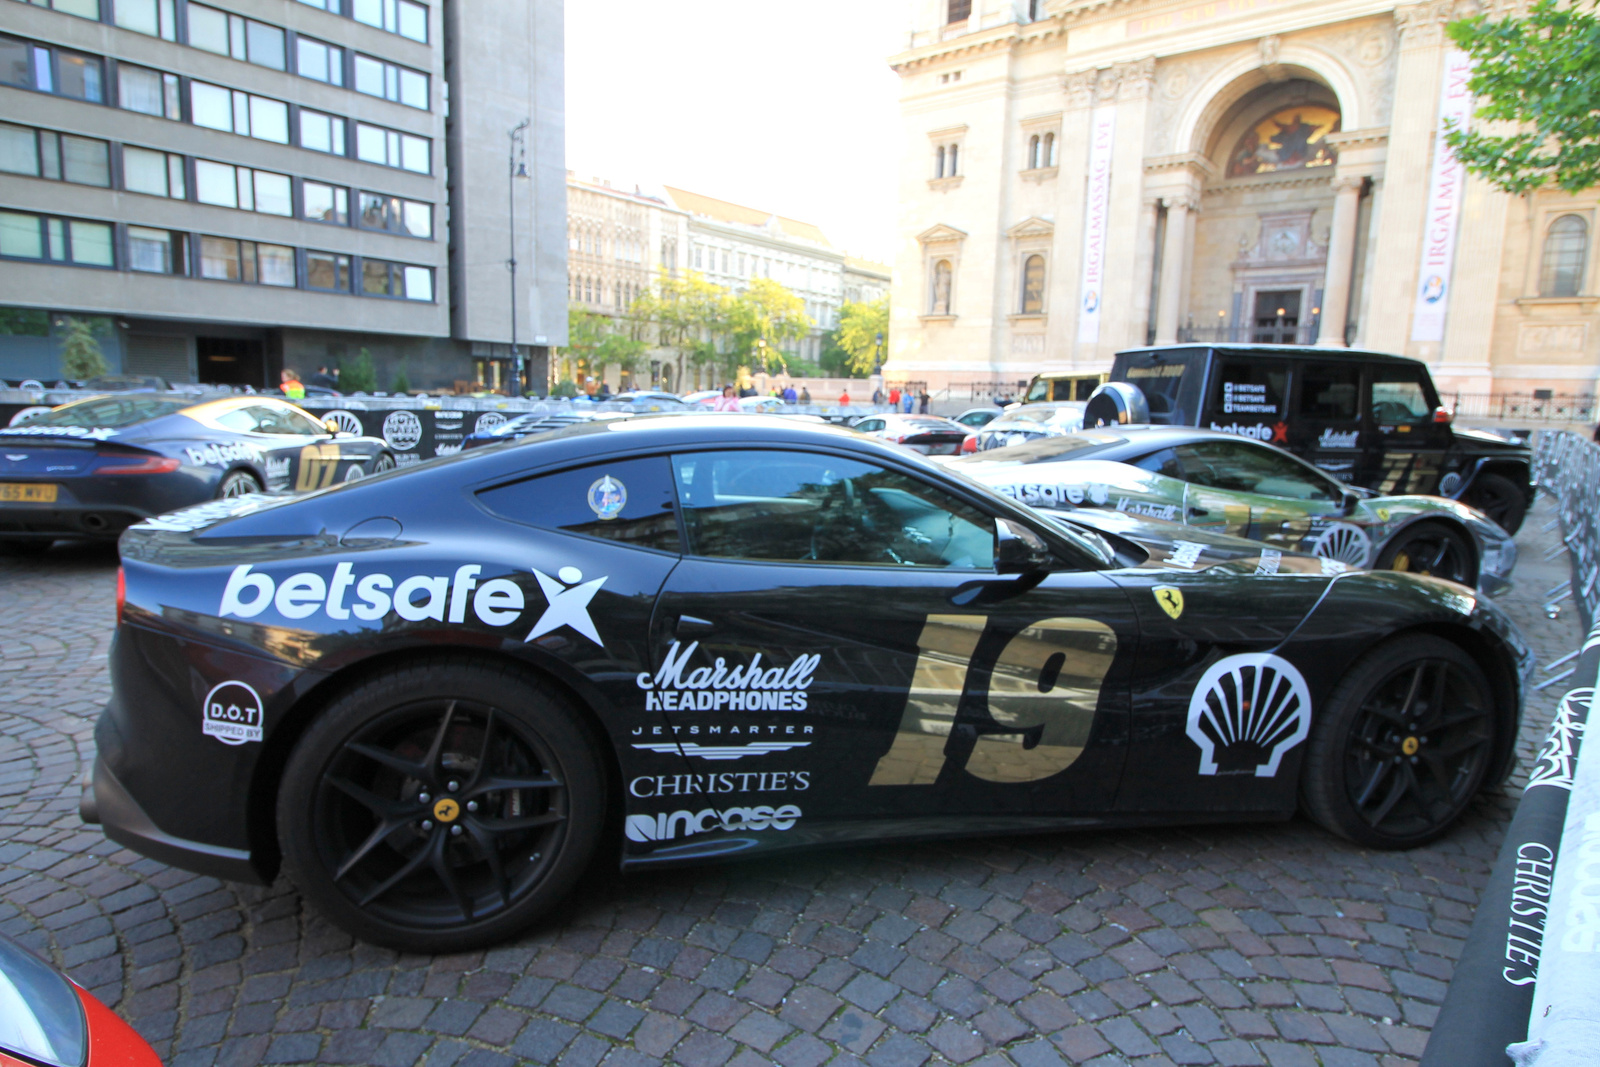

1423,431,1600,1067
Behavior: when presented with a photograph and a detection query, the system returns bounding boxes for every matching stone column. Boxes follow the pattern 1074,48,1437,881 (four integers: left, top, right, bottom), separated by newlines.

1317,175,1365,347
1096,56,1156,361
1154,196,1195,344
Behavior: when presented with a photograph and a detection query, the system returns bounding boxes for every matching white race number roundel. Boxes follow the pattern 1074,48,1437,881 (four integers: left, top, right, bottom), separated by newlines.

324,409,365,436
381,410,423,451
474,412,508,434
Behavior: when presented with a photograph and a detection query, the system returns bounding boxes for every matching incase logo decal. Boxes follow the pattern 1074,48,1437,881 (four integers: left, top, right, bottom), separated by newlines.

203,680,264,745
624,804,802,843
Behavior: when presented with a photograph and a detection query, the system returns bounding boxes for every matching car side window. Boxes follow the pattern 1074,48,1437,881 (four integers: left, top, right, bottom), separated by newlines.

214,407,261,433
1296,364,1361,419
856,419,884,433
672,449,996,569
249,405,324,436
476,456,681,553
1179,442,1340,502
1131,448,1185,480
1369,368,1433,423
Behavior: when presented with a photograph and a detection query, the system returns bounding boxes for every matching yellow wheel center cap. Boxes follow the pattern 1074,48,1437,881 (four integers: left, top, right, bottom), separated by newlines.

1402,736,1420,756
432,798,460,823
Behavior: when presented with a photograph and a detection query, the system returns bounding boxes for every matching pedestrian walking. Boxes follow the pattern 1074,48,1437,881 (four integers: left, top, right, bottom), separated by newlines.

782,384,797,403
800,387,811,404
873,387,884,405
889,387,901,408
839,389,851,406
308,365,337,391
280,368,305,398
919,390,930,414
713,385,739,411
902,391,914,413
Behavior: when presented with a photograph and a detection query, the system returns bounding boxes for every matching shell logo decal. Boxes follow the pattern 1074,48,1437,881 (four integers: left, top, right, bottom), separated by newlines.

1311,522,1372,567
1186,653,1312,777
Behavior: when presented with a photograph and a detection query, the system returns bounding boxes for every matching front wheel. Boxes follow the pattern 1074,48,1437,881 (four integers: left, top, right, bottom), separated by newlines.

1300,635,1496,849
1374,522,1475,587
216,470,261,498
277,658,606,951
1462,472,1527,534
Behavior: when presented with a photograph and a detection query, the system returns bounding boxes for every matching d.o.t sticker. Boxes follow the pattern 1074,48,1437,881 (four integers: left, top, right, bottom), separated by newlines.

202,680,264,745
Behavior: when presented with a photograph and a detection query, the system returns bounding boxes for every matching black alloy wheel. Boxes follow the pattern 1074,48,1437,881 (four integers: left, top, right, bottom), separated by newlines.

1301,634,1496,849
370,453,397,474
1374,522,1475,587
278,659,605,950
217,470,261,498
1462,471,1527,534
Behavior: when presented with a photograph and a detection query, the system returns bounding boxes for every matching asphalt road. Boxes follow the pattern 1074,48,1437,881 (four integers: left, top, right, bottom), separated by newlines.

0,500,1583,1067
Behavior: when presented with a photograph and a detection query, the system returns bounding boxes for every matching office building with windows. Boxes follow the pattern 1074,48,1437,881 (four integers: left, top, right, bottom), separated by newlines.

887,0,1600,399
0,0,566,391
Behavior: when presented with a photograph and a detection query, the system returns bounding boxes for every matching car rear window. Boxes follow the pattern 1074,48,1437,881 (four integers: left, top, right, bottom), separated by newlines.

26,396,189,428
1113,350,1206,425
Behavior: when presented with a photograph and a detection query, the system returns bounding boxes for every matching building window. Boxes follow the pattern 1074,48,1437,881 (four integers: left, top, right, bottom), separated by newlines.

295,37,345,86
1540,214,1588,297
25,0,101,20
295,0,341,11
353,54,428,110
1020,254,1045,313
0,124,109,187
360,258,433,301
194,159,293,216
358,191,432,238
355,122,430,173
1028,133,1055,168
189,82,289,143
117,64,181,118
1027,135,1040,169
948,0,970,22
306,251,351,291
186,4,287,70
930,259,953,314
113,0,177,40
352,0,429,42
1044,132,1056,166
299,109,347,156
0,211,113,267
127,226,184,273
121,145,186,198
0,36,104,102
199,236,295,286
935,143,960,178
303,181,350,225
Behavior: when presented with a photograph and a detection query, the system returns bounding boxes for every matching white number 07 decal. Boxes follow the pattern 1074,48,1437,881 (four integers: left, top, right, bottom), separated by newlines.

868,615,1117,786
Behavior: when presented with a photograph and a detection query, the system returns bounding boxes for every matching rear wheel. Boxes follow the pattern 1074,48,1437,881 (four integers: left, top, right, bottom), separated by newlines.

1300,635,1496,849
277,659,606,951
1462,472,1526,534
1374,522,1475,587
216,470,261,498
369,452,396,474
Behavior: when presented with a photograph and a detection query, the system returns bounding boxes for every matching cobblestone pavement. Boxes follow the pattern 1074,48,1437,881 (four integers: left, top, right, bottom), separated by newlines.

0,500,1586,1067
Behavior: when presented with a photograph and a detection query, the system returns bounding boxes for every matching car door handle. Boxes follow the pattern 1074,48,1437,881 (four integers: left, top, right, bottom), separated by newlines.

1187,506,1209,518
676,615,716,636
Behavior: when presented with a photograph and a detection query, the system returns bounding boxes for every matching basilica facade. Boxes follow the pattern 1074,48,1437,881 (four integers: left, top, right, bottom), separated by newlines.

885,0,1600,401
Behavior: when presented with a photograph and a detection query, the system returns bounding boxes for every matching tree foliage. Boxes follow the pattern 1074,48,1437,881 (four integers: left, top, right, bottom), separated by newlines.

835,297,889,376
339,348,378,393
58,316,109,380
726,278,810,374
1446,0,1600,194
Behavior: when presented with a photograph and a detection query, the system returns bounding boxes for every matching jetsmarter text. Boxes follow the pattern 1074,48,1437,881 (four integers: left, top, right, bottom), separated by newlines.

637,640,821,712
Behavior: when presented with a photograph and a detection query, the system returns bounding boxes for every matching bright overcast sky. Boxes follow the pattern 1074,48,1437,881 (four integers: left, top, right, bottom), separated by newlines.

564,1,907,263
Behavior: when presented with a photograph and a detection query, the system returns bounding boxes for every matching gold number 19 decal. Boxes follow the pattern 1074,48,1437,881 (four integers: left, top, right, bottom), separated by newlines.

868,615,1117,786
295,443,343,490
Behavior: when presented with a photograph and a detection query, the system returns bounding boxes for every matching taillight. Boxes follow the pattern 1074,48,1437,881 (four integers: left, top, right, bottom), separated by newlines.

961,434,978,453
1432,406,1453,424
116,566,125,627
100,455,182,475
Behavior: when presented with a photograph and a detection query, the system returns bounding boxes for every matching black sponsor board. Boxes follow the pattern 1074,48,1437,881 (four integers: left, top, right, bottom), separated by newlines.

1421,638,1597,1065
295,401,510,462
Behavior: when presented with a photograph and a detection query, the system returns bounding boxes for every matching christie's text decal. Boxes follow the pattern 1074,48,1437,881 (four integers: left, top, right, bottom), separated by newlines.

203,680,264,745
628,770,809,798
625,804,802,843
637,641,820,711
1505,841,1554,986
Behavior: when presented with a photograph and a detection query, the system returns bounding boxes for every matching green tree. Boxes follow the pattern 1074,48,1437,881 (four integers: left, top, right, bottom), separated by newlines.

339,348,378,393
835,297,889,376
58,316,109,380
726,278,810,374
561,305,650,388
390,363,411,394
1445,1,1600,193
630,273,730,389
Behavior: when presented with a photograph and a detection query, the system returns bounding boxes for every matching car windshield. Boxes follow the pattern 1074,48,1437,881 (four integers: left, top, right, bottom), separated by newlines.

1115,349,1207,424
996,405,1083,427
25,396,190,428
950,432,1122,466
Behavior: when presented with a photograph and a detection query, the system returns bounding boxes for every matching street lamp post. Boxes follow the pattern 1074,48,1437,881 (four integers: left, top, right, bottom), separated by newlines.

872,331,883,375
507,118,530,396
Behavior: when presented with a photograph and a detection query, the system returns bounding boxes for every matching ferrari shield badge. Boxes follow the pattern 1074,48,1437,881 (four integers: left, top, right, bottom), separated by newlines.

1153,585,1185,620
587,475,627,520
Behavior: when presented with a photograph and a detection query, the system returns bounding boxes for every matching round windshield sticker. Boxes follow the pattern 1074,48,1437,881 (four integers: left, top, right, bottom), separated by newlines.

588,476,627,520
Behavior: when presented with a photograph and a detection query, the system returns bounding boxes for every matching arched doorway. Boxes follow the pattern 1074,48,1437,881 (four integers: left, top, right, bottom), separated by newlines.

1189,79,1342,345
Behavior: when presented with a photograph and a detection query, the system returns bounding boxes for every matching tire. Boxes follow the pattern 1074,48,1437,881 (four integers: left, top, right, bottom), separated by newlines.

216,470,262,499
276,658,606,951
1300,634,1497,850
1462,471,1527,534
1374,522,1475,587
370,452,396,474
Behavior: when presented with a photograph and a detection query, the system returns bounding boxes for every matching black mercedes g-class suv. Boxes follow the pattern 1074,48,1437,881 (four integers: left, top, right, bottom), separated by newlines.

1093,344,1534,532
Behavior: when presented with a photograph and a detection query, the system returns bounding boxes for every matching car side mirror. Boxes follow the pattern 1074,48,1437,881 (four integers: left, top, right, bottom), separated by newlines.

323,418,343,437
996,518,1053,574
1341,489,1361,515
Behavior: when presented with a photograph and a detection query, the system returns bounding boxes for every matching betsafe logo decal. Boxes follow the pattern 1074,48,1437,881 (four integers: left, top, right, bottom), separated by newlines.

218,562,607,646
